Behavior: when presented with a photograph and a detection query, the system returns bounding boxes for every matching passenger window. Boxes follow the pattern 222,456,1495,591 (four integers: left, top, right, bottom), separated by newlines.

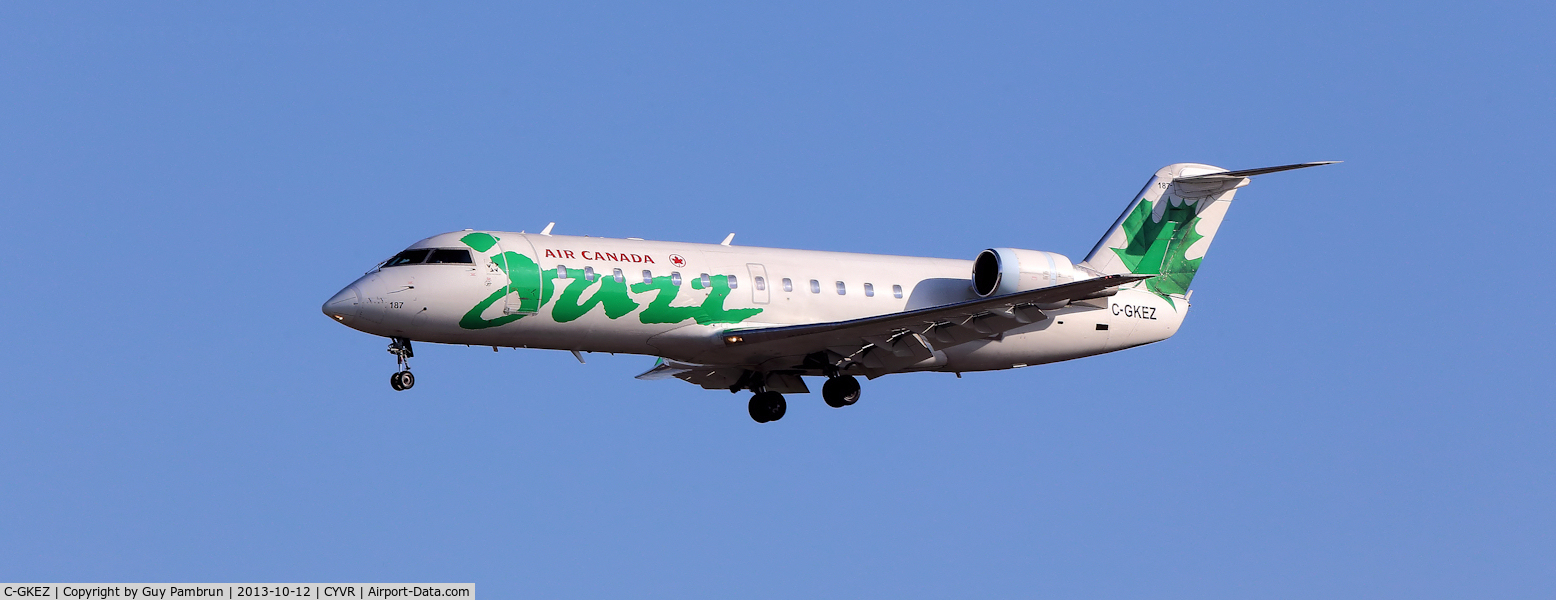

864,283,874,297
810,279,820,294
671,272,682,286
700,273,711,288
383,249,431,267
754,276,766,291
642,270,653,284
782,278,793,292
585,266,596,282
613,268,624,283
893,284,903,299
426,249,473,264
728,275,738,289
836,281,846,295
556,265,567,278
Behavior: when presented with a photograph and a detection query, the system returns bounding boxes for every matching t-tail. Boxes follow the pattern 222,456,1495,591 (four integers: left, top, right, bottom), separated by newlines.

1078,161,1337,308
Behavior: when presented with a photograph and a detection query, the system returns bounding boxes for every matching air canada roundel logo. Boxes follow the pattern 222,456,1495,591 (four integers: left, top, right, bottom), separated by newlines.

669,254,687,267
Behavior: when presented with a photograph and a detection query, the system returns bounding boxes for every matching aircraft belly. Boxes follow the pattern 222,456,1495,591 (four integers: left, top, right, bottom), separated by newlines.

941,306,1116,371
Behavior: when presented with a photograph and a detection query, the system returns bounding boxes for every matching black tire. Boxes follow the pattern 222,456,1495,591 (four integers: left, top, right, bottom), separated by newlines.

397,371,416,390
748,391,786,422
748,394,770,423
839,376,859,405
390,372,404,391
823,376,861,407
759,391,786,422
822,378,846,407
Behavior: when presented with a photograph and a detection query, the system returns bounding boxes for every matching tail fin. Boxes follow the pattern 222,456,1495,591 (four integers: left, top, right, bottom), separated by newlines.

1079,162,1336,306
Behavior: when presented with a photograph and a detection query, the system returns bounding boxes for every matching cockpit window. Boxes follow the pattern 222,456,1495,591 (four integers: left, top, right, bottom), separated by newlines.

383,249,431,267
426,249,473,264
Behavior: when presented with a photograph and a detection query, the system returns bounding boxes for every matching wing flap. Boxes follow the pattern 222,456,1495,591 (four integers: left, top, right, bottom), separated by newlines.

636,359,748,390
636,358,810,392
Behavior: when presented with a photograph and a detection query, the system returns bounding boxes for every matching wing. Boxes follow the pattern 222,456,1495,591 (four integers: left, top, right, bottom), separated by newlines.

637,273,1152,387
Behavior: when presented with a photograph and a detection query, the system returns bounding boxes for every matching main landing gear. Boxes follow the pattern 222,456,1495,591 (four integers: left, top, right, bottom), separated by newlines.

734,372,787,424
748,391,786,423
387,337,415,391
745,374,864,423
822,375,861,408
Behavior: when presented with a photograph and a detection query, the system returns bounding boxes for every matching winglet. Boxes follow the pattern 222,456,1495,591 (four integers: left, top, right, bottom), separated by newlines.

540,222,555,236
1175,161,1340,182
720,233,735,246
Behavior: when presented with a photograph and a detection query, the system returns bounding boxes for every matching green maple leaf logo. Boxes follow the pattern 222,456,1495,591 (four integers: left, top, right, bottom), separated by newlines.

1110,196,1205,308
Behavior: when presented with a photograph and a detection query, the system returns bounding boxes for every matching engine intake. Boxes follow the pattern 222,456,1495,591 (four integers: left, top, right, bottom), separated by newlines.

972,248,1076,298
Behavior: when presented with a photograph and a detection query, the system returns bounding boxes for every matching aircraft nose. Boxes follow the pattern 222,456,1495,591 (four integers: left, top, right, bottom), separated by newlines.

322,284,362,325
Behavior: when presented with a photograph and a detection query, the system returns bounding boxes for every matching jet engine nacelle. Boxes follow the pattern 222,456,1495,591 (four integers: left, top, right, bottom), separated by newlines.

971,248,1076,299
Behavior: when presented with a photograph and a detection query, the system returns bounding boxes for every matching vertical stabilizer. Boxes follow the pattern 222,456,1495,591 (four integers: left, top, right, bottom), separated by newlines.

1079,161,1335,307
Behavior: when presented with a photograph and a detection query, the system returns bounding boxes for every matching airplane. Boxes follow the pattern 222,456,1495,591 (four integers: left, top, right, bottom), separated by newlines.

323,161,1335,422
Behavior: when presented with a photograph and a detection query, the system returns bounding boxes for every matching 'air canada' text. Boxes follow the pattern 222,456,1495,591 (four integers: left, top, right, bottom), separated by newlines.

542,248,656,264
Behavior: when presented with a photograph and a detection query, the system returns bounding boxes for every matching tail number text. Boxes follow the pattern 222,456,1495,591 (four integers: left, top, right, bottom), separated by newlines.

1111,304,1157,320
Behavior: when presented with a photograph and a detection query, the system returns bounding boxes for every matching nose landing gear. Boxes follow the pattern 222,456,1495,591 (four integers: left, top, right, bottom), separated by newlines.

388,337,415,391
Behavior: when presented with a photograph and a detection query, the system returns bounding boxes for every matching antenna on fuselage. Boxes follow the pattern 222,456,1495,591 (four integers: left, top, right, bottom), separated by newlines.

540,222,555,236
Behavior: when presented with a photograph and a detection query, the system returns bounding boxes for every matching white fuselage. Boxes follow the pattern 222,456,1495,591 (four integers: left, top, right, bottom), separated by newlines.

324,231,1185,373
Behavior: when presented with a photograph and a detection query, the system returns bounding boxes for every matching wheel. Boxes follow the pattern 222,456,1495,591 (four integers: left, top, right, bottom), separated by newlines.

823,388,844,407
762,392,786,421
748,391,786,422
748,394,769,423
395,371,415,390
822,375,861,408
390,371,404,391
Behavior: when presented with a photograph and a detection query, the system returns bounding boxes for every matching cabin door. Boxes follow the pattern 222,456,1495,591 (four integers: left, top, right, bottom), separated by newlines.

747,263,770,304
492,235,543,315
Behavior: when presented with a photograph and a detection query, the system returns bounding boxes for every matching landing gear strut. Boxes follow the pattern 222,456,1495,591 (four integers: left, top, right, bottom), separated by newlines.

388,337,415,391
748,391,786,423
822,375,861,408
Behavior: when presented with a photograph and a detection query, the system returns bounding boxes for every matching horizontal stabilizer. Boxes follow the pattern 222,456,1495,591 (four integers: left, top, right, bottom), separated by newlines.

1175,161,1340,182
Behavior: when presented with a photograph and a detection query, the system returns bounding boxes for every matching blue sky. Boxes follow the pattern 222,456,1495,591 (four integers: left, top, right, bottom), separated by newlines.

2,2,1552,597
